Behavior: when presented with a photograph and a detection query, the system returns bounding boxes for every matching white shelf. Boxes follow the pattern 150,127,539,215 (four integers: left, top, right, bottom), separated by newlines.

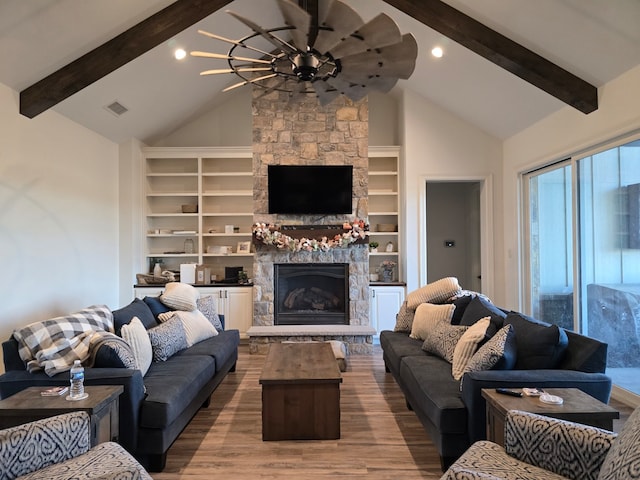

143,147,254,280
368,147,402,282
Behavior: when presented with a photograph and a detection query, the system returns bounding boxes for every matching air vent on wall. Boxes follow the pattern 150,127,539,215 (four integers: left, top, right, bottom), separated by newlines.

104,101,129,116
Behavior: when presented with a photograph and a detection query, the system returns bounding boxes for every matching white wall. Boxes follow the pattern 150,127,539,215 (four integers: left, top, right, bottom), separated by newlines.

502,65,640,310
401,89,504,302
0,83,119,369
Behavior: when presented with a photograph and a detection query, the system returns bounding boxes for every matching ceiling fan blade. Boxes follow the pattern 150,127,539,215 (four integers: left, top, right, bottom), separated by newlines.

312,80,340,106
276,0,311,51
197,30,276,58
326,76,369,102
339,33,418,79
313,1,363,54
222,73,278,92
190,51,272,65
329,14,402,59
333,73,398,93
200,67,272,76
226,10,297,55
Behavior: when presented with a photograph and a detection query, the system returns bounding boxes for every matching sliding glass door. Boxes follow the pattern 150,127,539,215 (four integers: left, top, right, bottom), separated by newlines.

524,138,640,398
525,162,574,330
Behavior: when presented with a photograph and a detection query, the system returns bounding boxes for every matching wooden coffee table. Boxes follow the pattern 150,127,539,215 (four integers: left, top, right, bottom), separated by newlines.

482,387,619,446
259,342,342,441
0,385,123,446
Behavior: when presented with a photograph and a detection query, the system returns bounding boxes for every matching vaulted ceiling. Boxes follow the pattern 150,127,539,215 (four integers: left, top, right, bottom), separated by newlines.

2,0,640,144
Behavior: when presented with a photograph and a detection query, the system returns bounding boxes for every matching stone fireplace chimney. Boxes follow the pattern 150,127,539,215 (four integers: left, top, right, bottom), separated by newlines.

251,84,371,335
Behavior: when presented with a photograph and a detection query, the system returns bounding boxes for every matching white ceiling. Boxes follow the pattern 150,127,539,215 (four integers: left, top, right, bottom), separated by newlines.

1,0,640,144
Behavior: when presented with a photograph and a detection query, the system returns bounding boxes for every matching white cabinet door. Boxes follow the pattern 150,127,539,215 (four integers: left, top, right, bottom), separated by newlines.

370,286,405,333
218,286,253,338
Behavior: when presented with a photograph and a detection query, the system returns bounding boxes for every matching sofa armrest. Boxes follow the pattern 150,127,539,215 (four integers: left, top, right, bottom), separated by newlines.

0,411,90,477
0,367,145,454
505,410,616,480
461,369,612,443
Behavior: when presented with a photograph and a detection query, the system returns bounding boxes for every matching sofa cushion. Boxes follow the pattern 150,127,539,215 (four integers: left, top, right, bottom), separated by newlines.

452,317,490,380
158,310,218,347
460,296,506,338
422,320,468,363
463,324,517,375
447,291,494,325
557,330,608,373
160,282,200,311
139,354,216,429
196,295,224,332
113,298,157,335
406,277,461,310
147,317,188,362
142,296,172,320
505,312,569,369
175,329,240,373
399,355,468,435
410,303,455,341
394,300,415,333
379,331,426,375
120,317,152,376
92,338,137,370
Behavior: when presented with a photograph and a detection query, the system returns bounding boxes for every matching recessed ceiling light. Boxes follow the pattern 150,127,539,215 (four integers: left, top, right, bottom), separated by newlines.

174,48,187,60
431,46,444,58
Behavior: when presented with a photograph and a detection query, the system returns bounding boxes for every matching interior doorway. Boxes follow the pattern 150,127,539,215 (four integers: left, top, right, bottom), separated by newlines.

425,181,482,292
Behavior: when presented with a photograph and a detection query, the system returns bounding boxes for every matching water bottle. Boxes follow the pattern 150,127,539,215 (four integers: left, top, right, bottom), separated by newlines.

69,360,85,399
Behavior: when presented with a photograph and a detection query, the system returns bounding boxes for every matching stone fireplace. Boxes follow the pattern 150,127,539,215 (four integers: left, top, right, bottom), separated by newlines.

248,80,374,354
274,263,349,326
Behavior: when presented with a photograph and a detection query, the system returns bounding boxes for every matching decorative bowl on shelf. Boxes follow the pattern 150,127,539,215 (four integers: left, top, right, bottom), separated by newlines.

181,204,198,213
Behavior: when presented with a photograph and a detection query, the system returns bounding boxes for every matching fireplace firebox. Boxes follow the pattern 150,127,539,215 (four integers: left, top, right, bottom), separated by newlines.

274,263,349,325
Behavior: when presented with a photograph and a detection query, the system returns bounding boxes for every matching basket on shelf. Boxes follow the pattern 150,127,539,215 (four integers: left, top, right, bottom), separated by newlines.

136,273,170,285
376,223,397,232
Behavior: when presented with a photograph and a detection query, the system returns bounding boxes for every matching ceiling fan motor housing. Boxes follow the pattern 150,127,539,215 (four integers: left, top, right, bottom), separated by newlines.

292,52,319,81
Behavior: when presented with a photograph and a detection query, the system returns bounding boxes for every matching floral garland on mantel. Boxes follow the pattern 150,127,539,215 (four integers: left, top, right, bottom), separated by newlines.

252,220,368,252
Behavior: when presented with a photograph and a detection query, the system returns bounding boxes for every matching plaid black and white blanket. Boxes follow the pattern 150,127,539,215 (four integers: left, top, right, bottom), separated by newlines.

13,305,116,376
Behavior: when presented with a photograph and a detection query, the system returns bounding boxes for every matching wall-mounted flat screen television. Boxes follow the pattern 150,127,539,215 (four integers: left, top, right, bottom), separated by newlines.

268,165,353,215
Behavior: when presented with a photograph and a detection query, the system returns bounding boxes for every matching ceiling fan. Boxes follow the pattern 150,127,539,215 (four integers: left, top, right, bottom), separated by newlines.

190,0,418,105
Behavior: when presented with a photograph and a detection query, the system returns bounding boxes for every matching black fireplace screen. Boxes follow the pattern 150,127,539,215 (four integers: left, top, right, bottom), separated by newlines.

274,263,349,325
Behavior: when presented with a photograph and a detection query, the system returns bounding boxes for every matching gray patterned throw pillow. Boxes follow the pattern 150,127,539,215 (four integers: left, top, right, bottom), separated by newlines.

147,316,188,362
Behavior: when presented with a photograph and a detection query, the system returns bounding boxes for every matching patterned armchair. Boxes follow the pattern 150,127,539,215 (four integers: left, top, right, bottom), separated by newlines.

0,411,152,480
441,406,640,480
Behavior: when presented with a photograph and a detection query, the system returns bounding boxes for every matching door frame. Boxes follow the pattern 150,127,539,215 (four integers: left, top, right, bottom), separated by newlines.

419,174,494,299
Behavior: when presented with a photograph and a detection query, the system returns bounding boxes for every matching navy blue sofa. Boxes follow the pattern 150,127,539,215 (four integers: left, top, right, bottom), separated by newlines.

380,298,612,471
0,298,240,472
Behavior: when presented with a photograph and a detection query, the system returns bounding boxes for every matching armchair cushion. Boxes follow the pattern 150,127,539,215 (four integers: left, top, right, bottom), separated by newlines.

440,440,567,479
505,410,616,480
0,411,90,479
597,405,640,480
17,442,152,480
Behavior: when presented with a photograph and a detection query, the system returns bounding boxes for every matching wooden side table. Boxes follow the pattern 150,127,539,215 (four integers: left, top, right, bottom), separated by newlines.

0,385,123,446
259,342,343,441
482,388,619,447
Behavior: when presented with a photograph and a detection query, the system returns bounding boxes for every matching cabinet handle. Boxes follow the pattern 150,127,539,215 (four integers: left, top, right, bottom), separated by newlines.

372,290,376,298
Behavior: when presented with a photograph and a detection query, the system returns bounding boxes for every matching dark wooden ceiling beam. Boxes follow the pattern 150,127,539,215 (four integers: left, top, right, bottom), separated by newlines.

383,0,598,114
20,0,233,118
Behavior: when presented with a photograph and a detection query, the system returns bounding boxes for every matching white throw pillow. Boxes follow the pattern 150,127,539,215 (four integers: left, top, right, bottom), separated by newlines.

452,316,490,380
406,277,462,310
120,316,152,376
160,282,200,311
409,302,455,341
158,309,218,347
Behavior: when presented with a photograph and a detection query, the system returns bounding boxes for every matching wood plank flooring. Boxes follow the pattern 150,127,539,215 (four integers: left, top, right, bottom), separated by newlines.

153,345,634,479
153,345,444,479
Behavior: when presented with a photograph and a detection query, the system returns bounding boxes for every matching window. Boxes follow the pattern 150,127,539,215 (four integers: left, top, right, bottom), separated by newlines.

524,137,640,398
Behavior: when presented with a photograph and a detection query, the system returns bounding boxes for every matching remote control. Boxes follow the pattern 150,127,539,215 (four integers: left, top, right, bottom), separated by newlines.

495,388,523,397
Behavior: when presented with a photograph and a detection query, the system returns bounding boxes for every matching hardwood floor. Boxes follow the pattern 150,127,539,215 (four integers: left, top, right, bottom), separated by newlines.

153,345,444,479
153,345,635,479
